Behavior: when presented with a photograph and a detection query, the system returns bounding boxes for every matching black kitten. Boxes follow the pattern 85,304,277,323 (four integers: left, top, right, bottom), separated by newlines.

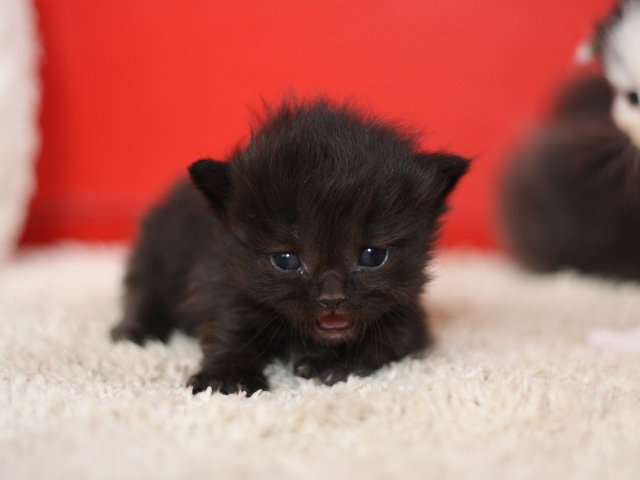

112,99,469,395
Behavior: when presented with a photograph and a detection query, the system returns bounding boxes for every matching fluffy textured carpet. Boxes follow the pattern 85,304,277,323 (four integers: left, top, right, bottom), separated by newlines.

2,245,640,479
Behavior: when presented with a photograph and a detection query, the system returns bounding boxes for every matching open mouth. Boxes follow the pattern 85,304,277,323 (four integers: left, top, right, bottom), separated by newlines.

317,314,352,337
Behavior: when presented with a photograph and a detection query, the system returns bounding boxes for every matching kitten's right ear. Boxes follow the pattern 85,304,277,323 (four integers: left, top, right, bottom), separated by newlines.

414,152,470,206
188,159,231,216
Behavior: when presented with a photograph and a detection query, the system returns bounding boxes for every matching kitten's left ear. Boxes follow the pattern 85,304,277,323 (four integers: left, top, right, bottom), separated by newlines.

188,159,231,216
414,153,470,205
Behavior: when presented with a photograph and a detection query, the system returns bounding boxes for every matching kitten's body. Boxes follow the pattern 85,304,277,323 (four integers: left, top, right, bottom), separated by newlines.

112,99,469,395
500,1,640,280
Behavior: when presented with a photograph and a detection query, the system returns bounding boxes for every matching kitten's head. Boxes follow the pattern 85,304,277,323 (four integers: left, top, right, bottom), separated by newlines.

189,99,468,344
592,0,640,147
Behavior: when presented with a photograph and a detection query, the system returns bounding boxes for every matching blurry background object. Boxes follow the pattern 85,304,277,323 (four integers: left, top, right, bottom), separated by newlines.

500,0,640,280
17,0,614,251
593,0,640,148
0,0,39,262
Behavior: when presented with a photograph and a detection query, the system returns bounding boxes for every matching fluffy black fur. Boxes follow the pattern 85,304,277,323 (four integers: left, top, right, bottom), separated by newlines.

501,75,640,279
112,99,469,395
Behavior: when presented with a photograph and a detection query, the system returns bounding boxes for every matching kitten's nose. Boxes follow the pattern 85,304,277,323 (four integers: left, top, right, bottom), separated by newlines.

317,292,347,309
317,272,347,309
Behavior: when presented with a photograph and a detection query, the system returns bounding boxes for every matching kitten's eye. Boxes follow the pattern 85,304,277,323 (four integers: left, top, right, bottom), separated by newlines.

358,247,388,268
271,253,301,271
627,91,639,106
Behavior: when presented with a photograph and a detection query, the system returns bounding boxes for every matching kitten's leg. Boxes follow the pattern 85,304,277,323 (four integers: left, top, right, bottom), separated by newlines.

294,302,431,385
187,313,278,395
111,281,176,345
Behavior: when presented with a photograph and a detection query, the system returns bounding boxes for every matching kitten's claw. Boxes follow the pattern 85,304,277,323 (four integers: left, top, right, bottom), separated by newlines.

187,371,268,396
293,362,316,379
296,364,348,385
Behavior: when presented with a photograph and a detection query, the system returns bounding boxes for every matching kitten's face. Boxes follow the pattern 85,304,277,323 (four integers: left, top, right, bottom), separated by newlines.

225,169,435,344
189,102,468,344
599,1,640,147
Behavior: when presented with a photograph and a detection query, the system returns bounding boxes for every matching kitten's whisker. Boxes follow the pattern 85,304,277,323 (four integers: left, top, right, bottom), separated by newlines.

430,331,463,349
372,321,382,366
236,309,282,352
298,318,309,350
381,313,401,357
255,314,289,359
353,324,367,361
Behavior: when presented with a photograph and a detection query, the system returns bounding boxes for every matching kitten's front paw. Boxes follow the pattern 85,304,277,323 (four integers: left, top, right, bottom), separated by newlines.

187,370,268,396
294,357,374,386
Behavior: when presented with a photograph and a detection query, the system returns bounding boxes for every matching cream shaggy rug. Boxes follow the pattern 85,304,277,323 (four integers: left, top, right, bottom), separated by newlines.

2,245,640,479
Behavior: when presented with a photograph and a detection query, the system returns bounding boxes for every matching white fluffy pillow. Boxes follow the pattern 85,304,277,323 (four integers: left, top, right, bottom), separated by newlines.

0,0,39,262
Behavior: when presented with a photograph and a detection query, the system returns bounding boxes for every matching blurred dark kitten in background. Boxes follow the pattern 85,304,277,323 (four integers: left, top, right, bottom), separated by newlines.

501,0,640,280
111,98,469,395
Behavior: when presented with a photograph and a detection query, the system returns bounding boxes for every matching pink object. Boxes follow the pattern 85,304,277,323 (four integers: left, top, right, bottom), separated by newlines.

587,327,640,353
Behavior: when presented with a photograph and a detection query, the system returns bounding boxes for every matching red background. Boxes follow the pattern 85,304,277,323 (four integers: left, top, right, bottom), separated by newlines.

21,0,614,249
